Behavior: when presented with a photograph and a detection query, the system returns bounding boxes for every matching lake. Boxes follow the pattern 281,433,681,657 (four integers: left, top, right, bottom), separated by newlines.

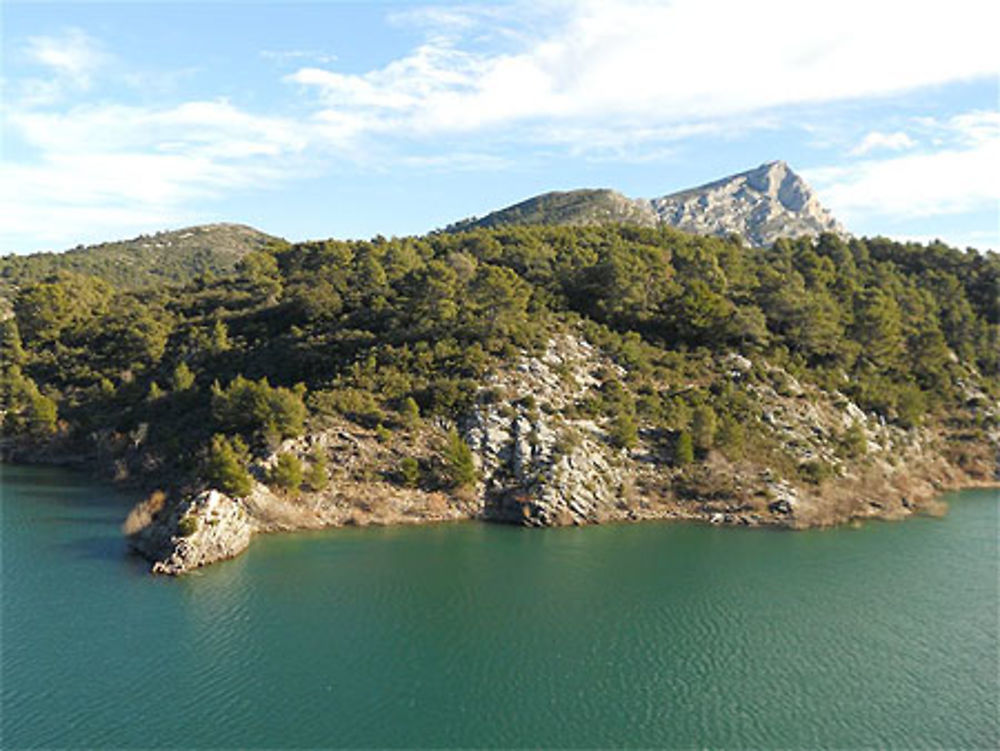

1,463,997,748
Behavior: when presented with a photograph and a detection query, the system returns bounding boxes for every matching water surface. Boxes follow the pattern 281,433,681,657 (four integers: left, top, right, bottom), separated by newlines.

2,464,997,747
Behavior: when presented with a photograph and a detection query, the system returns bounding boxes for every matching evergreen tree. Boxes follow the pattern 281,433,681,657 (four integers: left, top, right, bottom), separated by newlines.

674,431,694,466
171,361,196,391
691,405,717,453
400,457,420,488
269,452,304,493
304,447,329,491
203,434,252,496
443,428,477,488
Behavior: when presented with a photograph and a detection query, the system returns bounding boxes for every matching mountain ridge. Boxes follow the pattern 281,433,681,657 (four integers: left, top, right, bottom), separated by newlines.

0,223,279,309
449,160,846,246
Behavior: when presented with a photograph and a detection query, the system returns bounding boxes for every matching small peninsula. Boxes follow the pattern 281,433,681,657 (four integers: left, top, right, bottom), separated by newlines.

1,163,997,574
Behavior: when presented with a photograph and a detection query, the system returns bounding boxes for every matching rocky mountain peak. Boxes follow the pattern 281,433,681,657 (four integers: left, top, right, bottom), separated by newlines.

447,161,847,247
649,161,846,247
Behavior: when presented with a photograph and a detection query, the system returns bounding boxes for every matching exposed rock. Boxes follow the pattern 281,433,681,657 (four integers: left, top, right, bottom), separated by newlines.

125,489,256,575
649,161,847,246
465,335,626,525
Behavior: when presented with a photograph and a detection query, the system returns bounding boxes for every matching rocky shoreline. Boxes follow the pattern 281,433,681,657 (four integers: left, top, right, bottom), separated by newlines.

112,335,997,575
5,335,996,576
117,459,996,576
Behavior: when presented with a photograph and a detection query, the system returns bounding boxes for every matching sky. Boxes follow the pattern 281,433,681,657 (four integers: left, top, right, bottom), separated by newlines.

2,0,998,254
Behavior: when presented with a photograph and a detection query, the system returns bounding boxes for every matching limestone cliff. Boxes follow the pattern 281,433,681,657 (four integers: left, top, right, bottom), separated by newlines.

649,161,847,247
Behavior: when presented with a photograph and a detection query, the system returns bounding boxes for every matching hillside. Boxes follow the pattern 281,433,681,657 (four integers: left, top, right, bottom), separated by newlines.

448,189,658,231
448,161,846,247
1,222,996,573
0,223,280,309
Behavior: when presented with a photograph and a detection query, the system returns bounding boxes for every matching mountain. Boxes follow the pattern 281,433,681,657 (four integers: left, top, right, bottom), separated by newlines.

449,161,846,246
447,188,658,231
0,223,280,307
650,161,846,247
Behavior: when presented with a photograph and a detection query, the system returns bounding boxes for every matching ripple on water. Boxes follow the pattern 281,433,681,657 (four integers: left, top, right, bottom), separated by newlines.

2,471,998,749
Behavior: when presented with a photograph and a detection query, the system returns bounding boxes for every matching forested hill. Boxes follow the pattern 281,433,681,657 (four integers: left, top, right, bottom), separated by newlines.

0,223,279,310
447,189,659,231
2,223,997,516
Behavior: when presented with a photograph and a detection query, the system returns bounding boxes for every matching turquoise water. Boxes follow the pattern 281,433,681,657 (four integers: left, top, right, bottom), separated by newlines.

1,464,997,748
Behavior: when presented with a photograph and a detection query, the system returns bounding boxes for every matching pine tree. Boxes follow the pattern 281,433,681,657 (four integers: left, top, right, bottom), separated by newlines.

304,447,329,491
171,361,195,391
674,431,694,466
443,428,477,488
269,452,303,493
203,434,252,496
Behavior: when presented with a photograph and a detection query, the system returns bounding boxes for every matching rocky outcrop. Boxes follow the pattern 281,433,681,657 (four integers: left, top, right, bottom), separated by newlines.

464,336,630,525
649,161,847,246
125,489,255,575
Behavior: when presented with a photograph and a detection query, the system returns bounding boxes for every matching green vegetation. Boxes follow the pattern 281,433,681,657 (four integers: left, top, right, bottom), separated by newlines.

203,435,253,497
400,456,421,488
177,515,198,537
1,223,996,497
269,452,304,493
448,189,656,231
304,447,329,491
0,223,278,309
444,429,477,489
674,431,695,466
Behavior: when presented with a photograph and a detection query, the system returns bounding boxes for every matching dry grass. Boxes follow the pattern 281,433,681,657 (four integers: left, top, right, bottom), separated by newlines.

121,490,166,535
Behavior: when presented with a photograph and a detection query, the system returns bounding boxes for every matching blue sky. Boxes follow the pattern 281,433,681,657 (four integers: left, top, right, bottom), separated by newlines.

2,0,997,253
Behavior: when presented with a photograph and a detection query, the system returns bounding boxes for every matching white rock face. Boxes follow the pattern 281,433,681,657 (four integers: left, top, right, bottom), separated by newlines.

126,489,256,574
464,335,628,525
648,160,847,247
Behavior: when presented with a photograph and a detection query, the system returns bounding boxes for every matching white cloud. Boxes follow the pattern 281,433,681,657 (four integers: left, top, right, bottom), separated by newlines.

289,0,999,142
5,3,998,251
25,28,108,88
807,111,999,225
850,131,916,156
0,99,316,251
260,49,338,65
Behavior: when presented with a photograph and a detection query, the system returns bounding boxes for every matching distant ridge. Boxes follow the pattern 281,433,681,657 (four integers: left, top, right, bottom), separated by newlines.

0,223,279,305
447,188,658,232
449,161,847,246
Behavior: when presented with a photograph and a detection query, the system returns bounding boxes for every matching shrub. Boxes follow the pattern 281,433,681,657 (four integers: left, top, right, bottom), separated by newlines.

269,452,303,492
304,447,329,491
177,515,198,537
400,457,421,488
203,434,253,496
716,416,745,459
839,420,868,458
609,411,638,449
799,460,834,485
